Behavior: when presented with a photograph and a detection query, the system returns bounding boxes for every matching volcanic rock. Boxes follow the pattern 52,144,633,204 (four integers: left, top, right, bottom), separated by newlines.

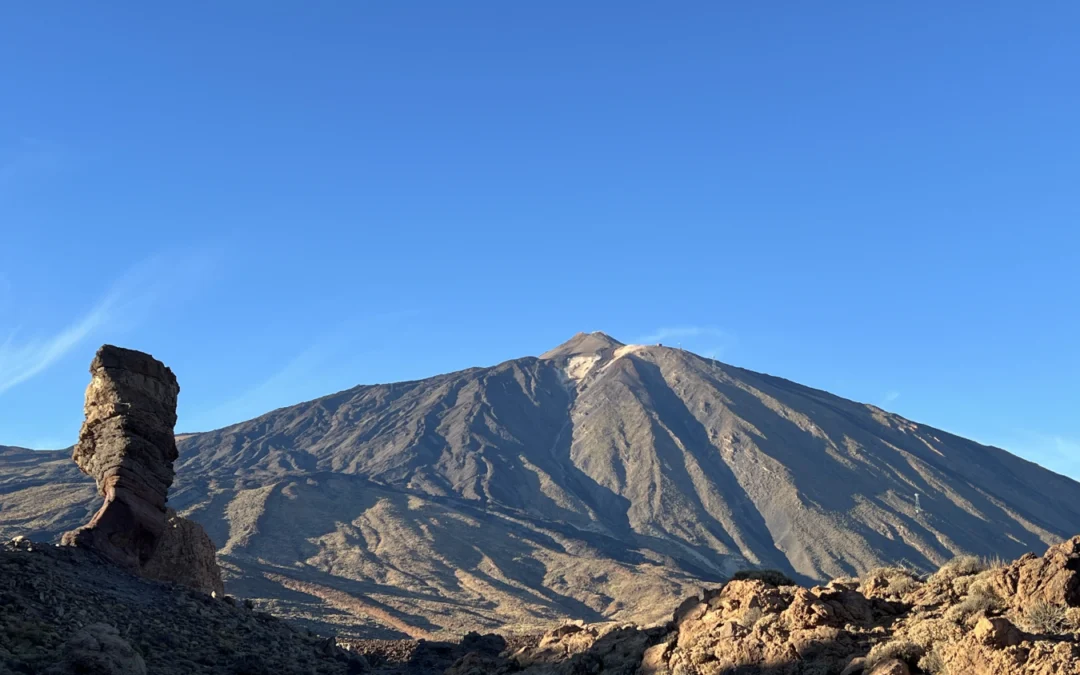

61,345,180,567
0,538,368,674
141,508,225,597
60,345,222,595
987,535,1080,611
452,533,1080,674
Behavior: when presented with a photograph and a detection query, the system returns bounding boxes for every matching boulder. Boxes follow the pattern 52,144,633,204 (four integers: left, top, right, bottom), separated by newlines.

141,508,224,597
45,623,147,675
987,536,1080,611
973,617,1023,649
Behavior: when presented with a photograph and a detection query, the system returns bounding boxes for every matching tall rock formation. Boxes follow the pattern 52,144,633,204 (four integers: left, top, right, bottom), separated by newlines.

61,345,223,596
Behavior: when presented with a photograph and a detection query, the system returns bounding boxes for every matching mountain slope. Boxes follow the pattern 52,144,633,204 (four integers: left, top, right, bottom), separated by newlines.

3,333,1079,637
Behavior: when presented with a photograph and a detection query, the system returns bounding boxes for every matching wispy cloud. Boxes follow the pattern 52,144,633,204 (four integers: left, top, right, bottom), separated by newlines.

0,252,217,397
180,309,420,432
202,339,340,428
636,325,735,358
637,325,730,343
0,297,115,395
882,390,901,405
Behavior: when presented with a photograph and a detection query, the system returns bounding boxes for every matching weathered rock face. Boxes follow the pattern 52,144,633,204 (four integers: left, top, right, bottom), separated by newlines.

61,345,180,568
141,509,225,598
60,345,222,596
987,535,1080,612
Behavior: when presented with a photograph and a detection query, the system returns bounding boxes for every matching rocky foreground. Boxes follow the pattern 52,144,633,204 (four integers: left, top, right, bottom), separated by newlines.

3,533,1078,674
465,534,1080,675
0,537,367,674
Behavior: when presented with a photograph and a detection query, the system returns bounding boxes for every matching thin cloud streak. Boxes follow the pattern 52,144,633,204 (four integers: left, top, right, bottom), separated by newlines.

0,252,216,397
0,293,117,395
180,310,421,433
637,325,730,343
636,325,735,359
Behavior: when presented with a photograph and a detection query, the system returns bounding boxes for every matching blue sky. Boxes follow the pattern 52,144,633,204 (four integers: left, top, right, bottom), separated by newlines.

1,3,1077,479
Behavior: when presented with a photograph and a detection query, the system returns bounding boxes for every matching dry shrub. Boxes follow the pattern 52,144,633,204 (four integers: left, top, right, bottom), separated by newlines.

731,569,795,587
945,585,1005,624
864,639,925,671
918,644,948,675
864,565,908,578
905,617,963,650
1024,601,1070,634
951,568,997,597
889,574,922,597
931,555,987,583
859,566,923,599
980,555,1008,570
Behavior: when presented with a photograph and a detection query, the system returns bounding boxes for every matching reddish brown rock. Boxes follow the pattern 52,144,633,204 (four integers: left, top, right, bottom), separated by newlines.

61,346,180,568
61,345,222,596
988,536,1080,611
973,617,1023,649
412,536,1080,674
141,508,224,597
781,587,838,629
938,633,1080,675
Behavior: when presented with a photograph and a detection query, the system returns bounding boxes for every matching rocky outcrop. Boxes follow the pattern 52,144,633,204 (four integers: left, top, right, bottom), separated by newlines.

61,345,180,567
986,535,1080,612
141,509,225,598
60,345,222,596
1,538,368,674
434,536,1080,674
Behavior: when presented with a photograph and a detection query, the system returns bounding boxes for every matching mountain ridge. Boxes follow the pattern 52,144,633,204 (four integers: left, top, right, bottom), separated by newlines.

2,333,1078,638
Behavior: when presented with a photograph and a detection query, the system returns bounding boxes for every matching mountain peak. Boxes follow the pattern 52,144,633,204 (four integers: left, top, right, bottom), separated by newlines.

540,331,625,359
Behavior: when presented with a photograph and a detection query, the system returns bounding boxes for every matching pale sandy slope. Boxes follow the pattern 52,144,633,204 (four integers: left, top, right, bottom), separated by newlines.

2,332,1078,638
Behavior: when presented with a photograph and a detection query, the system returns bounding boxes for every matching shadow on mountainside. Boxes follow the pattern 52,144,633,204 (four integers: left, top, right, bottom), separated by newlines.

686,355,1064,574
212,474,616,636
633,359,806,583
